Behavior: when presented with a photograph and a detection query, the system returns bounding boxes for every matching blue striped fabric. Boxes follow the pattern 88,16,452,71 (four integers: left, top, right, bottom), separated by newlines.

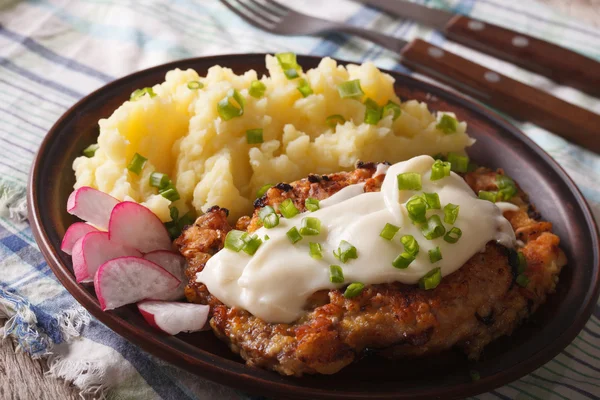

0,1,599,399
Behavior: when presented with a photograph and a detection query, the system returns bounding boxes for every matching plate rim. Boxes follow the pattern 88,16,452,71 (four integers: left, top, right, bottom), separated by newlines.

27,53,600,400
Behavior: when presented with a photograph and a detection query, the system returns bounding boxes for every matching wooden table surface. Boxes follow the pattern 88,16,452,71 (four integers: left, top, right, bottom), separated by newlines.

1,1,598,399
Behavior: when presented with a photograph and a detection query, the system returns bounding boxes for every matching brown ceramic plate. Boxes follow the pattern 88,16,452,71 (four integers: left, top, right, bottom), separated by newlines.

28,54,600,399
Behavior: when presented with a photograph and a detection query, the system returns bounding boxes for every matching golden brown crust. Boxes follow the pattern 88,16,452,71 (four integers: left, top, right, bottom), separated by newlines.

175,163,565,376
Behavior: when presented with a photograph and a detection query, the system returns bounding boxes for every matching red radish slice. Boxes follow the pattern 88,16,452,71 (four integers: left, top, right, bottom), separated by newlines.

67,187,119,230
61,222,99,255
137,300,209,335
108,202,172,253
144,251,187,300
72,231,142,283
94,257,180,311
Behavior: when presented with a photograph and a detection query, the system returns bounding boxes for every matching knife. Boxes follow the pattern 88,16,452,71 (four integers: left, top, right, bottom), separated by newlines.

355,0,600,97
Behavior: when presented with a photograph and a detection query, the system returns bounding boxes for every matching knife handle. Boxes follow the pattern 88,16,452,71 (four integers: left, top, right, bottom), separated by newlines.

443,15,600,97
400,39,600,154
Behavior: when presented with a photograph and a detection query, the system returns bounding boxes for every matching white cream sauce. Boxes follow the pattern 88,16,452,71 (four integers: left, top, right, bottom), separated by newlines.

197,155,516,323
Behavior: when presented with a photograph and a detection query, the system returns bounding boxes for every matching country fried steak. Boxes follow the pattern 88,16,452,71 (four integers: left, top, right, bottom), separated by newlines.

175,162,566,376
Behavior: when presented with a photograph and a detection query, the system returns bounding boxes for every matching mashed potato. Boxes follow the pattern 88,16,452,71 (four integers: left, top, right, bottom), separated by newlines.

73,55,473,222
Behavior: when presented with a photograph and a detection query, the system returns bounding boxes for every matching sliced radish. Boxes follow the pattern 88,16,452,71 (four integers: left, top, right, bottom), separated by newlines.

67,187,119,230
137,300,209,335
144,251,187,300
108,202,172,253
61,222,99,255
94,257,180,311
72,231,142,283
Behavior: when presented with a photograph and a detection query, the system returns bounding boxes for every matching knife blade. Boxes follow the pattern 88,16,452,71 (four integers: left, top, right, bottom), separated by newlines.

355,0,600,97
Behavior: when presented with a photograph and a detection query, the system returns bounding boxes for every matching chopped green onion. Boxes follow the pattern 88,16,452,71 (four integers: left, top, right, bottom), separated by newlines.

130,87,156,101
517,251,527,274
467,162,479,172
382,100,401,120
397,172,422,191
343,282,365,298
401,235,419,256
380,223,400,240
297,79,313,97
406,196,427,224
242,234,262,256
258,206,275,220
150,172,170,189
430,159,451,181
423,192,441,209
478,190,498,203
285,68,299,79
246,128,264,144
169,206,179,222
516,274,530,287
433,153,445,161
159,187,180,202
496,174,518,201
309,242,323,260
470,370,481,382
334,240,358,263
225,230,249,252
305,197,320,212
443,203,459,224
419,267,442,289
444,227,462,244
392,252,415,269
299,217,321,236
326,114,346,128
217,88,245,121
364,98,382,125
329,265,344,283
249,80,267,98
263,213,279,229
337,79,364,99
256,183,273,198
286,226,302,244
165,221,179,239
275,52,300,80
421,215,446,240
187,81,203,90
436,114,458,134
280,198,299,218
428,247,443,263
127,153,147,175
178,211,195,228
83,143,99,158
264,234,270,241
447,152,469,173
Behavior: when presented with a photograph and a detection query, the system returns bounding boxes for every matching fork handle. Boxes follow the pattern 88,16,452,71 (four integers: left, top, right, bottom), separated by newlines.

400,39,600,154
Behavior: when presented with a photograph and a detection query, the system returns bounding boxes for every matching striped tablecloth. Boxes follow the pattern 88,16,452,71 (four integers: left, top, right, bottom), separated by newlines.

1,1,599,399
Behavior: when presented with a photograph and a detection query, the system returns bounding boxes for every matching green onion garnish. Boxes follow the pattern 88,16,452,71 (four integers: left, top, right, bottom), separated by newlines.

326,114,346,128
397,172,422,191
444,227,462,244
165,221,180,239
130,87,156,101
150,172,170,189
428,247,443,263
249,80,266,98
309,242,323,260
159,187,180,202
419,267,442,289
297,79,313,97
264,234,270,241
280,198,299,218
517,251,527,274
400,235,419,256
433,153,445,161
83,143,99,158
470,370,481,382
443,203,459,224
382,100,401,120
334,240,358,263
430,159,451,181
516,274,530,287
285,68,299,79
246,128,264,144
392,252,415,269
299,217,321,236
329,265,344,283
406,196,427,224
436,114,458,134
169,206,179,222
242,235,263,256
380,223,400,240
256,183,273,198
478,190,498,202
305,197,320,212
364,98,382,125
423,192,441,209
127,153,147,175
421,215,446,240
258,205,276,221
187,81,203,90
337,79,364,99
286,226,302,244
447,153,469,173
343,282,365,298
225,230,249,252
263,213,279,229
178,211,194,228
276,52,301,80
496,174,518,201
217,88,245,121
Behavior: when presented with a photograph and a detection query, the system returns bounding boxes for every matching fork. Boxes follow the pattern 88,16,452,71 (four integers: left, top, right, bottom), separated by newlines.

221,0,600,154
